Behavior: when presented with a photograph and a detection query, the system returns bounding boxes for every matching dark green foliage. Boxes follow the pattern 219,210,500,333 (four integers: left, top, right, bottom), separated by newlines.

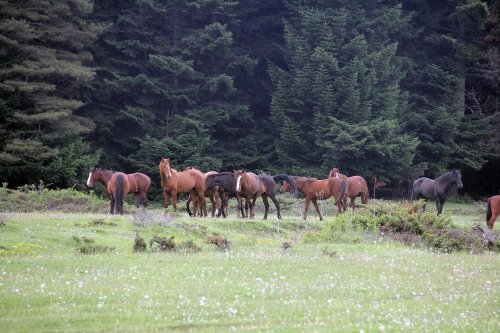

0,0,103,188
0,0,497,196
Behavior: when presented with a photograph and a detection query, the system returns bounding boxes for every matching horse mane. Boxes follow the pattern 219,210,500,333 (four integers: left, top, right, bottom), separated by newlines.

435,170,458,184
94,167,113,173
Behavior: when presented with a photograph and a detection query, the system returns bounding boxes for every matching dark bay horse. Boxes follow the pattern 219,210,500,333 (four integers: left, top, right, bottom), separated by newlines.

235,170,296,220
411,169,463,215
328,168,369,211
486,195,500,229
281,176,347,220
205,172,242,218
159,158,205,215
86,167,151,214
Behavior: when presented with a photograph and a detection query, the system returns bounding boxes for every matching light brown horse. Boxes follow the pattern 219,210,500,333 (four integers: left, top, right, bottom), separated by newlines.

487,195,500,229
187,170,223,217
328,168,369,211
281,176,347,220
87,167,151,214
159,158,205,215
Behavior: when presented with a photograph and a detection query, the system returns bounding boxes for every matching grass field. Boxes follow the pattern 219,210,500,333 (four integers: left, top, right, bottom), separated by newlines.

0,196,499,332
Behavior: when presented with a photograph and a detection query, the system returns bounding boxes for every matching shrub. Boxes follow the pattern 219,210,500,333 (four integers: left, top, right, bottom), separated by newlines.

320,200,497,253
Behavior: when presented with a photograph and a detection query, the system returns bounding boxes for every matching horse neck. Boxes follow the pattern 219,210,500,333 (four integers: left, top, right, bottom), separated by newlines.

435,172,455,192
95,170,112,186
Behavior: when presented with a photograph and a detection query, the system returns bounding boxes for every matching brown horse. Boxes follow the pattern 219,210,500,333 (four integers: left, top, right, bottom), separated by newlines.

234,170,260,218
487,195,500,229
328,168,369,211
87,167,151,214
234,170,296,219
281,176,347,220
187,170,223,217
159,158,205,215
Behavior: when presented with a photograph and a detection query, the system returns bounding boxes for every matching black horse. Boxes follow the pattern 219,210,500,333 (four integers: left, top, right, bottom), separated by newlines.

411,169,463,215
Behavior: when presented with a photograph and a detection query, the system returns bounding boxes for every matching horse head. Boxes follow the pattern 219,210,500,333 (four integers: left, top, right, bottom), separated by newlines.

329,168,340,178
159,158,173,179
453,169,463,189
234,169,246,192
86,166,97,187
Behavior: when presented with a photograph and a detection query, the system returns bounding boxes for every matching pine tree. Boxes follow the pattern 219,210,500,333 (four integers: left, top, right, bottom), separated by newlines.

270,2,419,182
0,0,103,187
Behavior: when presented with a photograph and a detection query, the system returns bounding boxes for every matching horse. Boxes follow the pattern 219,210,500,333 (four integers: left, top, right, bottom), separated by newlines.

186,170,222,217
281,176,347,220
328,168,369,211
234,170,296,220
486,195,500,229
86,167,151,214
205,172,243,218
159,158,205,215
411,169,463,215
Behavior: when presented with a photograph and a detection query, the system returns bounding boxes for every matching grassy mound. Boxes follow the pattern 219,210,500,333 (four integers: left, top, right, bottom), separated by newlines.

0,183,110,213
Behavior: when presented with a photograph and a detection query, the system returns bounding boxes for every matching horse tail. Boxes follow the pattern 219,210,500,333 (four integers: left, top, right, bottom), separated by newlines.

340,179,348,209
273,174,296,195
486,198,492,223
116,174,124,211
410,181,415,203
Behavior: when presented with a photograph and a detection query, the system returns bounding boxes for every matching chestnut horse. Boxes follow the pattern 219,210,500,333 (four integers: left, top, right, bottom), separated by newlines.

486,195,500,229
159,158,205,215
281,176,347,220
86,167,151,214
205,172,249,218
234,170,296,220
328,168,369,211
186,170,222,217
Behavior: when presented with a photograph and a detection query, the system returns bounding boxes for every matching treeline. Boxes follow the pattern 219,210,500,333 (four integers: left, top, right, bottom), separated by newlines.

0,0,499,197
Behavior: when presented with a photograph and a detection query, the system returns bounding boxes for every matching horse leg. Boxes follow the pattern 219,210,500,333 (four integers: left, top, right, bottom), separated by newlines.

109,196,115,214
219,192,228,218
436,198,445,215
134,193,140,208
163,190,170,213
312,198,323,221
303,197,311,220
269,194,281,219
334,195,342,215
487,213,498,229
350,196,356,211
186,198,193,217
171,191,178,212
261,193,270,220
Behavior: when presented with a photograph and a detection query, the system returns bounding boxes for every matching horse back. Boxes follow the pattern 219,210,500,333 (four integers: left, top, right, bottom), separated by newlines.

242,172,260,195
108,172,130,194
413,177,436,198
258,174,276,194
178,168,205,193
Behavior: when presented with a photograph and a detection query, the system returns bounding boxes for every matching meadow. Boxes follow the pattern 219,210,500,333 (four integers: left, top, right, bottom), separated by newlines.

0,191,499,332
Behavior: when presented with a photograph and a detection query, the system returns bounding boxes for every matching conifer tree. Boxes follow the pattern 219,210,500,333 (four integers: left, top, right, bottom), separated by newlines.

0,0,103,187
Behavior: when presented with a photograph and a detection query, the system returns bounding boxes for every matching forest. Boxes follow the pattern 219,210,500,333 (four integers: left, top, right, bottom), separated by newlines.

0,0,498,199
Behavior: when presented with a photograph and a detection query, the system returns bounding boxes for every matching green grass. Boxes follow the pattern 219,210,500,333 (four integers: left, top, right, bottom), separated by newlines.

0,196,499,332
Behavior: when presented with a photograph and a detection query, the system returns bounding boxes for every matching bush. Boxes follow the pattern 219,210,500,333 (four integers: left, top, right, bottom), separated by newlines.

320,200,497,253
0,183,108,213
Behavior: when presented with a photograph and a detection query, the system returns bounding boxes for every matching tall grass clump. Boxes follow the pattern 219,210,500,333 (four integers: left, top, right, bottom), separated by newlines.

319,200,498,253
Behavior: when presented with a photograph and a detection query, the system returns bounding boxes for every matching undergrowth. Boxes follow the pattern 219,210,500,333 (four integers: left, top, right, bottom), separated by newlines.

315,200,498,253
